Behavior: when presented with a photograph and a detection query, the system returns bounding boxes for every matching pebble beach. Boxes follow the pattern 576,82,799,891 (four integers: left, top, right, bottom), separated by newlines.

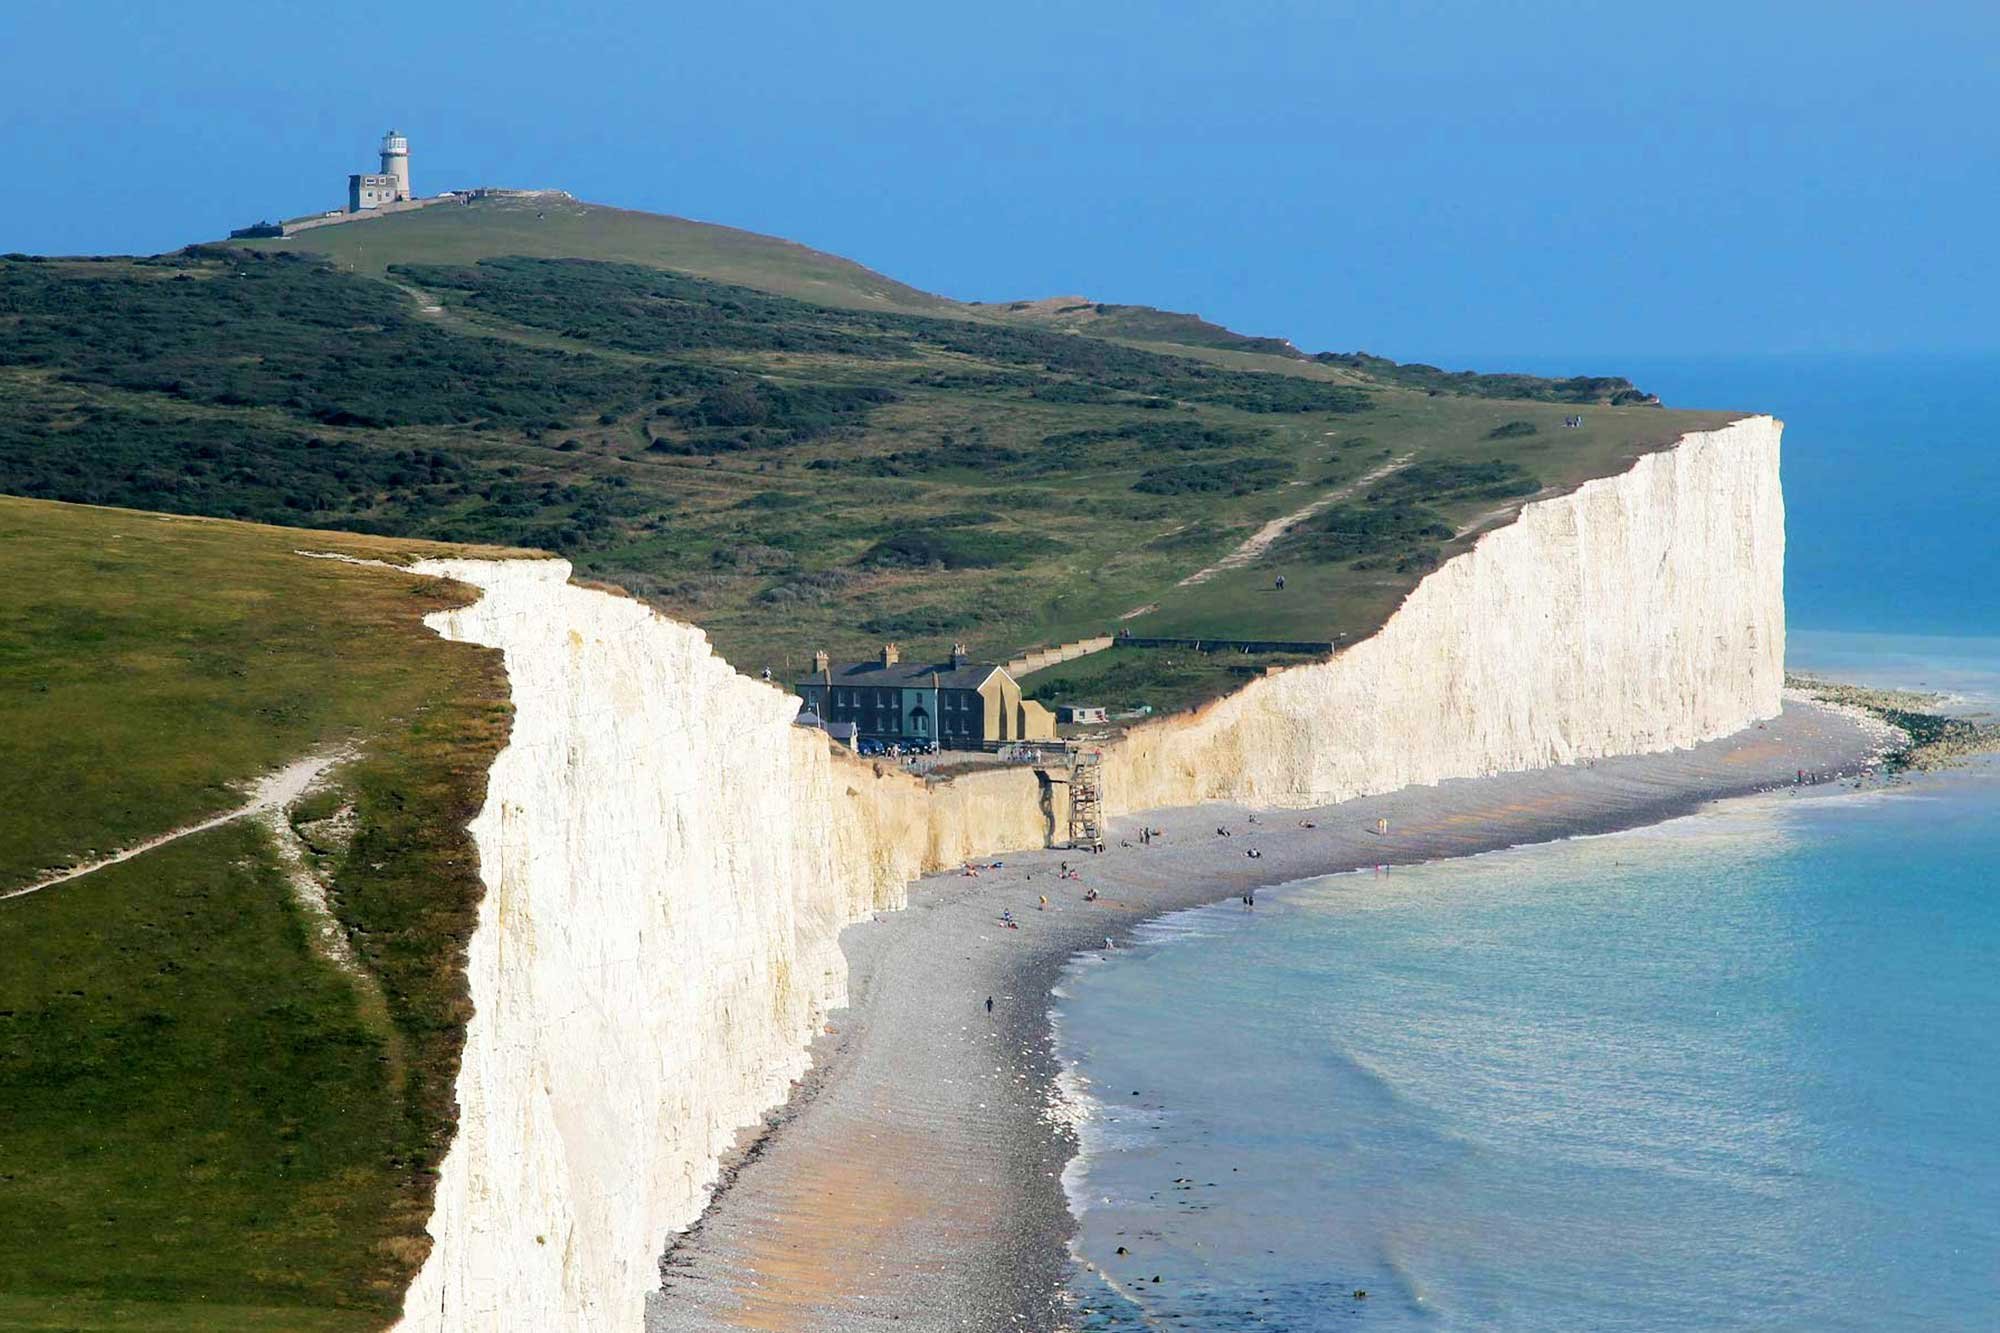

646,699,1891,1332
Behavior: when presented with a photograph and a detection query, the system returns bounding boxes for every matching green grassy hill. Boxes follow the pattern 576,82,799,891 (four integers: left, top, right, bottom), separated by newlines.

3,206,1728,688
242,193,960,316
0,498,516,1330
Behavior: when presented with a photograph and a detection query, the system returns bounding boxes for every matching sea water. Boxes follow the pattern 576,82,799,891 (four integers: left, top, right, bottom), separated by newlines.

1056,357,2000,1329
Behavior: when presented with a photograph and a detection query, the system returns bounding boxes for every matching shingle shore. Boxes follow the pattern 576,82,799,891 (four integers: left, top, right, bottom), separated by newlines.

646,701,1890,1332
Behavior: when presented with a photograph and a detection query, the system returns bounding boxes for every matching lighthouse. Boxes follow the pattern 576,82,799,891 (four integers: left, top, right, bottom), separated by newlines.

379,130,412,201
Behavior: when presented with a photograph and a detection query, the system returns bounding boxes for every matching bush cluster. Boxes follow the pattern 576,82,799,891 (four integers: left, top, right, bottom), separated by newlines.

0,252,659,431
1367,459,1541,505
1132,458,1295,495
1313,351,1657,405
1285,500,1453,565
860,528,1046,570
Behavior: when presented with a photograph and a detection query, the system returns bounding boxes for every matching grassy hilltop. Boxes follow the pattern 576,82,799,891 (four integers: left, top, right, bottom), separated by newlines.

251,193,960,316
4,196,1732,690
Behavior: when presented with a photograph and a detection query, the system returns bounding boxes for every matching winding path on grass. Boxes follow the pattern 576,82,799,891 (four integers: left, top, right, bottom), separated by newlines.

1165,452,1413,593
0,752,345,904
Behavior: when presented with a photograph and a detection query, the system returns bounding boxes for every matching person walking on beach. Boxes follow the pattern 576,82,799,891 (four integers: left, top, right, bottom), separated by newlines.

985,995,993,1014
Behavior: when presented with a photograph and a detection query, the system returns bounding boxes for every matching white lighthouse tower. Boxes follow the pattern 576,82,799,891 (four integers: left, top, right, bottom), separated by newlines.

379,130,412,201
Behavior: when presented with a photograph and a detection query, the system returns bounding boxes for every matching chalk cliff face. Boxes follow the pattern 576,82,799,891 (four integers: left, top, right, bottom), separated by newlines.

394,562,1063,1331
1104,415,1786,810
396,562,907,1332
394,416,1782,1329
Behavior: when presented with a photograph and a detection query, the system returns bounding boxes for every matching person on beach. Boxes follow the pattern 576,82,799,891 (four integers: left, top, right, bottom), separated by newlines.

1038,894,1048,911
986,996,993,1013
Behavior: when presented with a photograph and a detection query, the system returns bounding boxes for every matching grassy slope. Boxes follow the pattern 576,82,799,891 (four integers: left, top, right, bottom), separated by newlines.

245,194,959,316
3,217,1734,692
0,498,516,1329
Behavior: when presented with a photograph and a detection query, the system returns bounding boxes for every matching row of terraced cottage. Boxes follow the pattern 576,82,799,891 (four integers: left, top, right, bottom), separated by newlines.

794,642,1057,749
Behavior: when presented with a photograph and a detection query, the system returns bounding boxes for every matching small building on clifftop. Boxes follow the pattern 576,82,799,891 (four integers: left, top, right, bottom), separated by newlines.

795,643,1056,748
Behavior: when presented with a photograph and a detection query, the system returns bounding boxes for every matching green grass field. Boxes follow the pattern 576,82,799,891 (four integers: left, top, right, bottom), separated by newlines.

0,499,516,1329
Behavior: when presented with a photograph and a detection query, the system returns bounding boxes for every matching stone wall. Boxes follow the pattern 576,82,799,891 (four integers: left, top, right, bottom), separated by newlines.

1004,634,1115,678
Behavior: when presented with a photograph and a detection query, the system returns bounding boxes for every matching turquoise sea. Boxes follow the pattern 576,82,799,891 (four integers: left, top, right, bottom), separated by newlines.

1057,357,2000,1329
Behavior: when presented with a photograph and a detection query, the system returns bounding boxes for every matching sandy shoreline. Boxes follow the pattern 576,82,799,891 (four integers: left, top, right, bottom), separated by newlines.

645,701,1892,1332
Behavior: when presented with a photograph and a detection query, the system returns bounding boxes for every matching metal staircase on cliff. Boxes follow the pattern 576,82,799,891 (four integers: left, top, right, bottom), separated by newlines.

1066,748,1105,851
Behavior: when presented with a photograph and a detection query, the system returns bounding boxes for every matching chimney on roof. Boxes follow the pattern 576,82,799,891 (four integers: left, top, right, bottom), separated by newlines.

950,641,969,668
881,642,901,667
812,649,829,674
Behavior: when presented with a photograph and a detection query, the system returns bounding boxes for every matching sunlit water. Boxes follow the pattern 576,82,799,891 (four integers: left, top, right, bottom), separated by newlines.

1059,767,2000,1329
1056,359,2000,1329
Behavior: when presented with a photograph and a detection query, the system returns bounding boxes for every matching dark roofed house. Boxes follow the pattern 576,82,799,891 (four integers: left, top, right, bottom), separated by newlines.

792,709,859,749
795,642,1055,748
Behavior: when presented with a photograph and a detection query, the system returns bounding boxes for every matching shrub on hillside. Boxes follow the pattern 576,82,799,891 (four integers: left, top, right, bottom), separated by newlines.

1367,459,1540,505
858,605,985,636
1132,458,1294,496
1285,500,1453,563
1313,351,1656,404
859,528,1047,570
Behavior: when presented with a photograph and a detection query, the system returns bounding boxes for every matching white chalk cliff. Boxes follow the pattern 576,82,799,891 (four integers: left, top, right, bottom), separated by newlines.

1105,415,1786,809
394,415,1783,1330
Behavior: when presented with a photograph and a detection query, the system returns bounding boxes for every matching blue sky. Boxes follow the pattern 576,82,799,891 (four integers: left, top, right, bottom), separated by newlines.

3,1,1993,361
